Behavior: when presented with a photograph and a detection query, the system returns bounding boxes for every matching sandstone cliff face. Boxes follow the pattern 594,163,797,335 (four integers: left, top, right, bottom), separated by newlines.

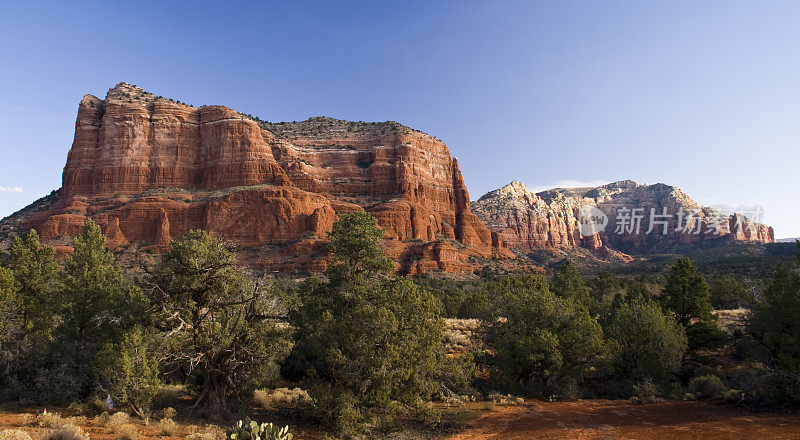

472,180,774,256
2,82,511,273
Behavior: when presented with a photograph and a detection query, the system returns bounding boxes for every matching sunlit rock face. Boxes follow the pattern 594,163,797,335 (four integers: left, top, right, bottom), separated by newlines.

2,82,512,274
473,180,774,256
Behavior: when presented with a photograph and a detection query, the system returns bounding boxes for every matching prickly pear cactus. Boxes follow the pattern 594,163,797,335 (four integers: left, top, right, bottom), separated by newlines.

226,417,293,440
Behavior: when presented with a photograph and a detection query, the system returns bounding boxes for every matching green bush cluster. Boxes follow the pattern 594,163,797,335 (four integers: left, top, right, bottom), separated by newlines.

0,221,291,417
1,215,798,440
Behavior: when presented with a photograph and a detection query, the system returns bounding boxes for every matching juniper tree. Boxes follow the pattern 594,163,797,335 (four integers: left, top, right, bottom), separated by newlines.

290,212,443,436
149,230,290,411
485,275,604,397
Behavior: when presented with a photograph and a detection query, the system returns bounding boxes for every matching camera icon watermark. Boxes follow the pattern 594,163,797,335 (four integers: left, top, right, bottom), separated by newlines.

577,205,609,237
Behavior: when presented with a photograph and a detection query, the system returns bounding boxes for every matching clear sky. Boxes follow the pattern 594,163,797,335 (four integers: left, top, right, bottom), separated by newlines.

1,1,798,238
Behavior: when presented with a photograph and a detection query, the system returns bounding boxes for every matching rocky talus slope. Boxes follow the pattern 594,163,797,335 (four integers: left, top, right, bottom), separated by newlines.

472,180,774,256
0,82,512,273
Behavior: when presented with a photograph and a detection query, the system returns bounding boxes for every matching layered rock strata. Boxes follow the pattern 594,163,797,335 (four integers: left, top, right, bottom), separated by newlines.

1,82,511,273
472,180,774,256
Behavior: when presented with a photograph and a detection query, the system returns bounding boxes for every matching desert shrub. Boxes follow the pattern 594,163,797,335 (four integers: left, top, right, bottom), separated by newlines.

289,213,444,436
186,431,225,440
47,424,89,440
94,326,161,417
253,388,311,409
158,418,178,436
709,277,751,309
112,424,139,440
443,328,472,352
746,265,800,405
666,382,684,400
110,412,130,425
603,299,686,388
632,380,660,404
484,275,604,397
93,413,110,427
18,414,36,426
688,375,728,399
107,412,130,430
0,430,33,440
440,353,476,395
37,410,64,428
721,388,743,402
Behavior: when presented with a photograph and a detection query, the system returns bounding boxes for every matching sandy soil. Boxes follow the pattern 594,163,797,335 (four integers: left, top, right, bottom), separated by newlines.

447,399,800,440
0,409,225,440
3,400,799,439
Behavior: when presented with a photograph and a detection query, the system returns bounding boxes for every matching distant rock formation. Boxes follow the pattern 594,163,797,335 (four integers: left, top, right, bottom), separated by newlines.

472,180,774,256
0,82,512,274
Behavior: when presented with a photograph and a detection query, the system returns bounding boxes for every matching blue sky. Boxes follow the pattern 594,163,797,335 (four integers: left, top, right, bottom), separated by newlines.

0,1,798,238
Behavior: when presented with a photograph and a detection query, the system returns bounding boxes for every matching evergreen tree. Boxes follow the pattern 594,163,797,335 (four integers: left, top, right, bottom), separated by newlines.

748,264,800,403
8,230,60,346
291,212,443,436
604,299,687,388
327,211,393,281
42,219,138,402
150,230,290,411
59,219,134,344
662,258,723,352
0,230,60,400
486,275,604,397
550,260,592,307
0,266,22,370
663,258,713,326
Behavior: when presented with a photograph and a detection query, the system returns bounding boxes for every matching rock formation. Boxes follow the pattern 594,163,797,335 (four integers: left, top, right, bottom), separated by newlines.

472,180,774,256
0,82,512,273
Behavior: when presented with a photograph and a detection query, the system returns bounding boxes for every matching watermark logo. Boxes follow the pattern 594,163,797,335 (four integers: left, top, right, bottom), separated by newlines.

577,204,608,237
577,204,765,237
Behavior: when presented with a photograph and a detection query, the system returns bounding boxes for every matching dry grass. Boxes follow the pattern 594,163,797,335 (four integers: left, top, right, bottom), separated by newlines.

112,424,139,440
158,418,178,436
0,430,33,440
92,413,110,427
108,412,130,429
37,410,64,428
160,407,177,419
19,414,36,426
185,429,225,440
253,387,312,409
715,308,750,334
444,319,481,355
445,318,481,332
47,424,89,440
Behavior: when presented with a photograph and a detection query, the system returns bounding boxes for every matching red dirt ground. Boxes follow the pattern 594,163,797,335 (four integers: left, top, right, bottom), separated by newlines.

447,399,800,440
3,400,799,439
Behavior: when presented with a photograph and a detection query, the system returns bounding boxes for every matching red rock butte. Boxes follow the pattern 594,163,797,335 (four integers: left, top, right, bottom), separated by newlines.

0,82,512,273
